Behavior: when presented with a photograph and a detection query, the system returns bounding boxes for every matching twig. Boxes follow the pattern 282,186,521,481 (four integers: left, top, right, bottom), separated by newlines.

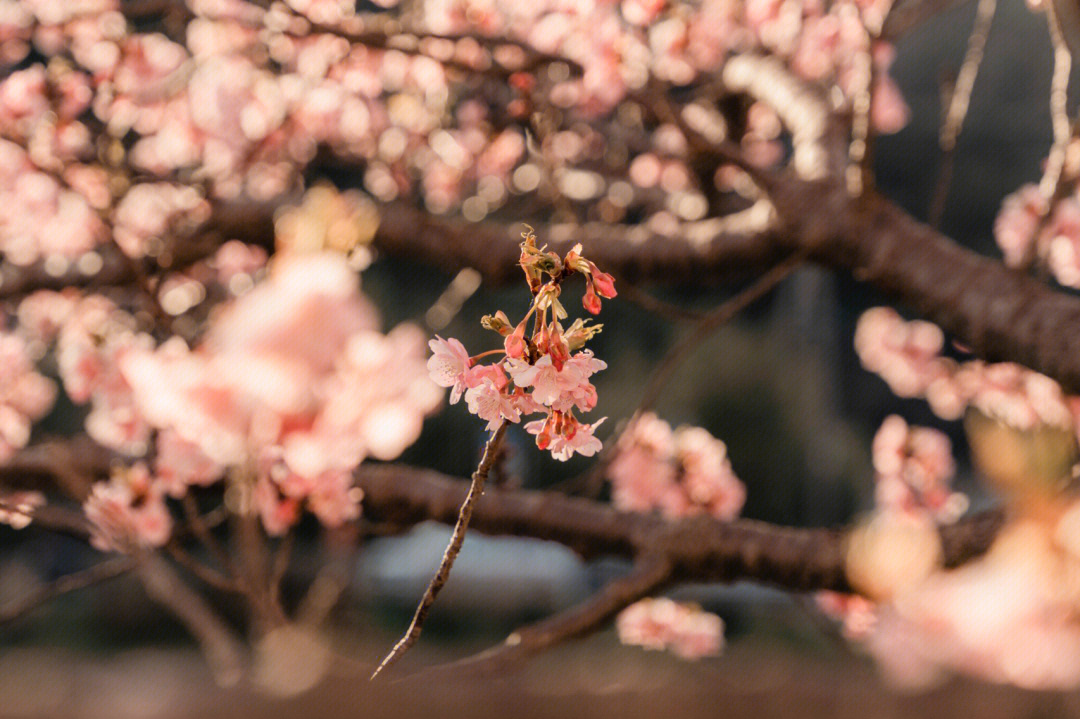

560,251,806,497
1040,10,1073,201
0,556,138,624
269,531,295,610
138,554,247,687
928,0,996,227
182,494,236,577
165,540,243,593
370,423,509,680
614,279,707,322
399,553,673,681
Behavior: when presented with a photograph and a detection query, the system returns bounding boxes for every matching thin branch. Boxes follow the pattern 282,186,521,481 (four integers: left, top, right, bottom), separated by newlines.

633,251,807,416
181,494,237,578
561,251,806,497
370,423,509,680
0,556,138,624
165,540,243,594
137,555,247,687
613,279,707,322
402,553,673,681
1040,10,1074,201
928,0,996,227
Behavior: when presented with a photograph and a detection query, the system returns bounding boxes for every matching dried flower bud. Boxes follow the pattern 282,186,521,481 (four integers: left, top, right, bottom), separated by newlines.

481,310,513,335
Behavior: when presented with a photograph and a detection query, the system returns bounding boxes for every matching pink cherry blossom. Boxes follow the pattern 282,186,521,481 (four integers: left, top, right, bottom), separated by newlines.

854,306,950,399
84,464,173,552
464,377,521,431
993,183,1044,268
616,597,724,660
871,415,966,524
0,490,45,529
154,429,225,498
427,335,472,403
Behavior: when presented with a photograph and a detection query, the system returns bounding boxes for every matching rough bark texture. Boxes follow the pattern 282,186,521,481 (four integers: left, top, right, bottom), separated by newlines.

357,465,1004,593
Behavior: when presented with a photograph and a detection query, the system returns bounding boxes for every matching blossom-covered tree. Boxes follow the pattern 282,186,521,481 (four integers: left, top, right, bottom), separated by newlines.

4,0,1080,701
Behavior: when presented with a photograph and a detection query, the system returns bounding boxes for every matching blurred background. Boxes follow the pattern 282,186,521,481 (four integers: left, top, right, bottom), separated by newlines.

3,1,1080,715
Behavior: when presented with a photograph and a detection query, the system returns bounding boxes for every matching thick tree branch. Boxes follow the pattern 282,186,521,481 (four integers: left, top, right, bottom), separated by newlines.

355,464,1003,593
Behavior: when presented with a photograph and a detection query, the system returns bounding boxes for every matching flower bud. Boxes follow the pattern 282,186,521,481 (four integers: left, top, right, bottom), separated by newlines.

481,310,512,336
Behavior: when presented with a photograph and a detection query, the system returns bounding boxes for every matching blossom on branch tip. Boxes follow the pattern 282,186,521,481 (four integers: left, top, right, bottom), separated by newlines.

427,335,472,403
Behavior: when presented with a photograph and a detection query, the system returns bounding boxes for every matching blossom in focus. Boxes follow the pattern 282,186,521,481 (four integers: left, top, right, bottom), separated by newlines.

616,597,724,660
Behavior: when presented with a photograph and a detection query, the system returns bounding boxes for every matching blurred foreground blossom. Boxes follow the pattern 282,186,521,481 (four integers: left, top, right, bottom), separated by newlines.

70,251,444,539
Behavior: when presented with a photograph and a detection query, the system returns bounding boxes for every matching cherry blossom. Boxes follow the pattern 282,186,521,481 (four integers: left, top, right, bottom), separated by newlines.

0,489,44,529
616,597,724,660
608,412,745,521
84,464,173,552
871,415,966,524
428,335,472,403
0,330,56,462
114,251,439,533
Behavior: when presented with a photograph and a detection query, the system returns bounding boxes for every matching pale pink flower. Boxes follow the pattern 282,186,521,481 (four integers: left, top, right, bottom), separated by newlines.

0,331,57,462
675,425,745,521
871,415,965,523
84,464,173,552
616,597,724,660
0,490,45,530
994,184,1044,268
306,470,362,528
1043,196,1080,288
854,307,949,399
154,429,224,498
464,377,521,431
254,475,301,536
113,183,210,258
427,335,472,403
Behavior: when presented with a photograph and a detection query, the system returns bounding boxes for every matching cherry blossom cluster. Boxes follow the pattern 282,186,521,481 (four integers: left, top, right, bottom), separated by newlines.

871,415,966,524
428,232,614,460
425,0,907,131
113,251,441,538
993,182,1080,288
0,0,915,269
13,248,442,549
615,596,724,661
855,306,1078,432
817,412,966,649
861,503,1080,690
83,462,172,552
0,327,56,462
606,411,746,521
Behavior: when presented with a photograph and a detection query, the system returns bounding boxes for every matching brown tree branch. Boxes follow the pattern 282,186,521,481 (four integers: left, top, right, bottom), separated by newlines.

0,556,138,624
404,553,674,682
355,464,1003,593
371,424,508,680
